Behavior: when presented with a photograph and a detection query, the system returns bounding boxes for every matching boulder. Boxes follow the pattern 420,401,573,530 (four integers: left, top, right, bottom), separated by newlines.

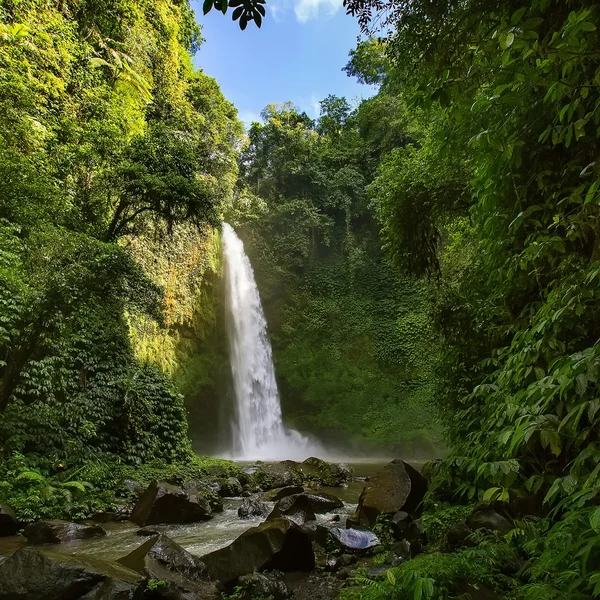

118,534,218,600
182,480,223,513
328,527,380,552
350,460,427,528
296,458,352,487
263,486,304,502
249,463,302,490
130,481,212,526
120,479,145,499
0,547,142,599
0,505,18,537
302,492,343,513
238,496,270,519
218,477,243,497
24,520,106,545
447,522,474,549
392,539,411,561
201,517,314,583
238,572,291,600
390,510,411,539
267,494,316,526
467,504,513,535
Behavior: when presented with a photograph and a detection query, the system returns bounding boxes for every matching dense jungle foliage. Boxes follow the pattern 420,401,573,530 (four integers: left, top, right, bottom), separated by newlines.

333,0,600,598
0,0,240,515
231,100,442,455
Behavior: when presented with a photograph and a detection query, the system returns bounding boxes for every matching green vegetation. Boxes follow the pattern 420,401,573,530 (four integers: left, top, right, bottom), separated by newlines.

0,0,240,516
233,101,442,453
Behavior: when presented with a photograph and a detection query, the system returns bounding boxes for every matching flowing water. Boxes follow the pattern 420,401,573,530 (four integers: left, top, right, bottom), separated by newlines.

222,223,320,461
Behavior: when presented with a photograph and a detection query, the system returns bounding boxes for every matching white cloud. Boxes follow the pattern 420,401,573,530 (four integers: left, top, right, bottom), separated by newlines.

294,0,343,22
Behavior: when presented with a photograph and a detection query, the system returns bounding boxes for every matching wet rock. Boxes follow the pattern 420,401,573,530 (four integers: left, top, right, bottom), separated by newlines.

118,534,218,600
263,485,304,502
238,496,270,519
296,458,352,487
0,547,142,599
367,566,389,578
447,522,474,549
325,553,355,572
202,517,315,583
92,510,129,524
250,462,302,490
330,515,341,522
328,527,380,552
297,521,329,545
390,510,411,539
392,539,411,560
219,477,243,497
302,492,343,513
118,534,206,579
467,504,513,535
24,520,106,545
350,459,427,528
182,480,223,513
239,572,291,600
0,505,18,537
130,481,212,526
268,494,317,525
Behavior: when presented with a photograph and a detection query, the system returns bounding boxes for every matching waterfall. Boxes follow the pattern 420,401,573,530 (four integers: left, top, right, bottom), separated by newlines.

222,223,317,460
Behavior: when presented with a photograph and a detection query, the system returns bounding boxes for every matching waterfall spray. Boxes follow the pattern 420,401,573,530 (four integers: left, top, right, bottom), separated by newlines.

222,223,318,460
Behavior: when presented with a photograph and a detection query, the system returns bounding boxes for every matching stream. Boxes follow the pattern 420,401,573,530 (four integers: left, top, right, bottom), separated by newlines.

0,460,400,561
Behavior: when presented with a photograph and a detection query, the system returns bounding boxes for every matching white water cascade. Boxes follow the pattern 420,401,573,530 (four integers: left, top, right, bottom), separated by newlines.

222,223,319,461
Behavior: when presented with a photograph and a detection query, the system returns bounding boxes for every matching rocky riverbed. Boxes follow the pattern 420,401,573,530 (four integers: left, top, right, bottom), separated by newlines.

1,457,498,600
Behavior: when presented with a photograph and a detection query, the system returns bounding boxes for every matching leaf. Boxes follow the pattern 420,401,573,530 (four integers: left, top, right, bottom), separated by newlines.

232,7,244,20
203,0,213,15
590,508,600,534
483,487,501,501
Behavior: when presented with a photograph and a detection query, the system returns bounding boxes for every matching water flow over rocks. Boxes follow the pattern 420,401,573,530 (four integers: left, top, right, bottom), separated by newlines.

222,223,320,460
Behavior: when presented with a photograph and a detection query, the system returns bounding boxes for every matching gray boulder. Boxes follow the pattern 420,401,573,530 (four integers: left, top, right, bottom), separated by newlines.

238,496,270,519
0,547,142,599
130,481,212,526
202,517,314,583
117,534,218,599
349,460,427,528
263,486,304,502
267,494,316,525
24,520,106,545
238,572,291,600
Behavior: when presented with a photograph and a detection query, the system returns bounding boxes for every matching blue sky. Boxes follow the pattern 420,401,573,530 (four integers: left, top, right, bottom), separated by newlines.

190,0,376,127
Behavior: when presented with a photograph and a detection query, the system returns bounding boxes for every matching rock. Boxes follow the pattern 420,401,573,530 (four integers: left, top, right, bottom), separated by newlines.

118,534,218,599
325,553,355,572
296,458,352,487
350,459,427,528
24,520,106,544
263,486,305,502
467,504,513,535
118,534,206,579
202,517,315,583
238,496,270,519
137,527,163,536
367,567,388,578
328,527,380,552
218,477,243,497
0,547,142,599
250,462,303,490
392,539,411,560
302,492,343,513
447,522,473,549
330,515,341,522
268,494,317,525
239,572,291,600
182,480,223,513
0,505,18,537
130,481,212,526
390,510,411,539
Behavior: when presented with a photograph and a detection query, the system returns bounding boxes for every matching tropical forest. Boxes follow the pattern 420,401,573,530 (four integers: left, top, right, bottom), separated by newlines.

0,0,598,598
